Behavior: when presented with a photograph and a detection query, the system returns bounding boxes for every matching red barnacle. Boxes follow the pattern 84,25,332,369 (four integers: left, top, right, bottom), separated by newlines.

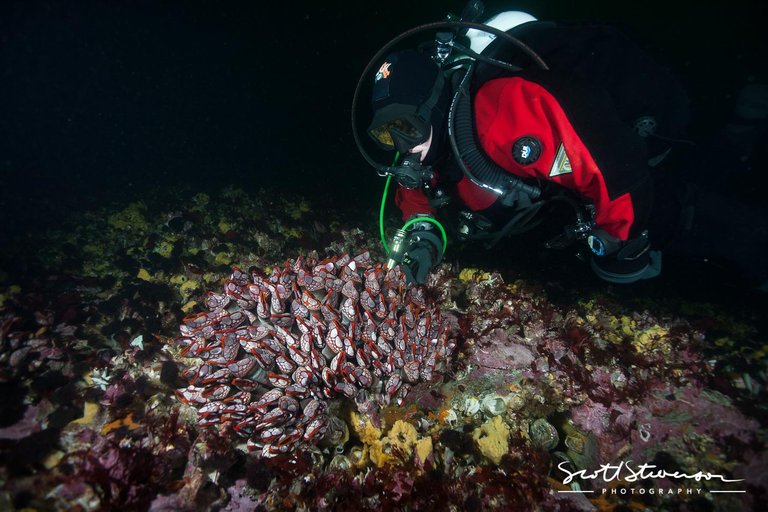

340,361,357,384
360,290,376,314
291,366,313,387
234,417,258,436
383,266,405,288
224,390,251,404
179,324,196,338
320,302,340,323
420,357,435,382
385,373,402,398
274,325,297,347
298,331,313,353
182,363,211,383
239,339,260,356
353,251,372,269
394,349,406,368
298,268,325,292
303,415,328,442
366,310,380,340
383,287,403,308
300,290,322,311
246,325,272,341
205,291,231,310
301,399,324,421
275,280,291,300
278,266,294,287
378,317,397,341
321,367,336,389
404,303,418,329
325,319,345,354
221,401,247,415
277,427,304,448
275,354,297,374
230,266,251,286
287,344,309,367
254,407,288,430
202,383,231,401
256,290,270,319
247,283,261,301
178,338,202,358
270,313,294,328
341,297,358,323
334,382,356,398
324,277,343,294
375,293,388,319
342,333,355,358
197,416,222,428
284,384,309,398
341,262,362,284
176,385,207,405
260,444,279,458
355,347,370,368
198,400,226,419
375,337,392,357
364,267,382,295
212,332,240,363
403,361,420,383
267,285,285,314
295,316,311,335
290,299,310,320
370,357,385,377
308,346,324,371
253,388,283,411
232,378,259,392
260,337,285,356
352,366,373,388
416,315,430,339
182,310,216,330
260,426,284,443
395,317,408,352
336,253,351,267
277,395,300,414
201,367,232,385
227,357,256,378
409,286,427,308
252,348,275,369
341,279,360,301
329,351,345,373
315,256,337,274
266,372,291,388
219,311,244,330
242,309,258,325
291,255,306,274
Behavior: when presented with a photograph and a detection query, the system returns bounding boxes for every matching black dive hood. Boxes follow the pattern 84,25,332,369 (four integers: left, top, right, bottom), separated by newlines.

352,18,548,200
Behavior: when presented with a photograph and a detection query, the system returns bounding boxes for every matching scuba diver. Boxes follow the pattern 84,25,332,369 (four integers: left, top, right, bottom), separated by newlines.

352,4,692,285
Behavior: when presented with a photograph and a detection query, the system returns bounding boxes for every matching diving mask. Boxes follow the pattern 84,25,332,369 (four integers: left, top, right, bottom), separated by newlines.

367,104,430,153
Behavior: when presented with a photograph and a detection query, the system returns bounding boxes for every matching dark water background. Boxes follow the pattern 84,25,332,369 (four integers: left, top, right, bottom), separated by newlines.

1,0,766,289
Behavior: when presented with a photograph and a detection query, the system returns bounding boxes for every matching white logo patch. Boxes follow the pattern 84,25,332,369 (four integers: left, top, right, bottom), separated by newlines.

549,143,572,177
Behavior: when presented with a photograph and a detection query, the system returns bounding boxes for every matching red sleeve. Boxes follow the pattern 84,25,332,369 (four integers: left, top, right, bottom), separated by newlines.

474,77,638,240
394,185,434,221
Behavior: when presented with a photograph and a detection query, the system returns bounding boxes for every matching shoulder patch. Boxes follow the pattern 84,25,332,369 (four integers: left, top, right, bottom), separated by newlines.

512,136,541,165
549,143,572,177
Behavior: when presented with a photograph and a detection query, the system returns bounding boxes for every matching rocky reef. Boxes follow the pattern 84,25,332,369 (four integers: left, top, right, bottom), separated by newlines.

0,185,766,511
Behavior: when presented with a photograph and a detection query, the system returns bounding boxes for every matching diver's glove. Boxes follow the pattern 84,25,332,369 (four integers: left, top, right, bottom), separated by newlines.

587,229,661,284
400,227,444,285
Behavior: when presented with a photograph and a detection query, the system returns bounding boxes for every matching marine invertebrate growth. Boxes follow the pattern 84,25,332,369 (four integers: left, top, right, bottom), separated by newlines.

174,252,453,457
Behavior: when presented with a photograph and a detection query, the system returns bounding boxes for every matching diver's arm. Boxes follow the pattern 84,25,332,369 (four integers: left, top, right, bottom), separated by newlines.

394,185,435,221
